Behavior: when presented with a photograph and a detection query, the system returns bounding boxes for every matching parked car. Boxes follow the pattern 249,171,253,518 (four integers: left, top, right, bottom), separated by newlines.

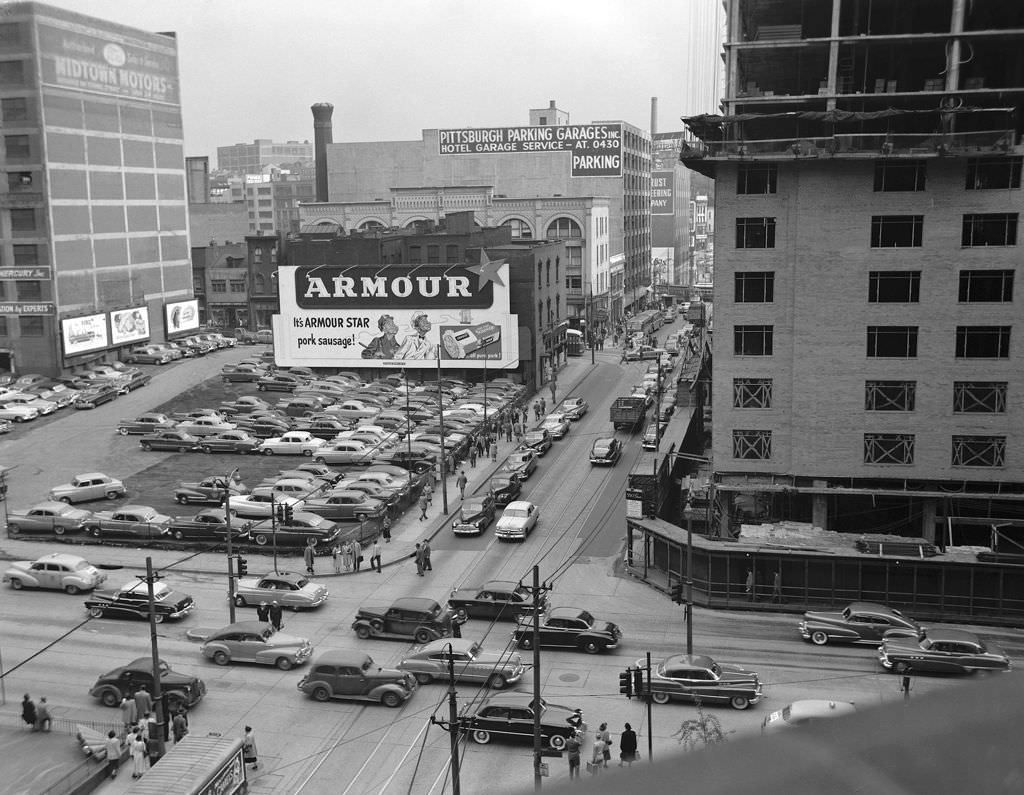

85,580,195,622
495,500,540,541
352,597,453,643
228,488,303,519
452,493,496,535
219,395,271,416
6,501,96,536
0,402,39,422
465,695,581,750
488,475,522,507
233,571,329,610
174,475,249,505
245,511,341,549
25,385,77,409
398,638,525,690
294,417,351,439
448,580,544,621
512,607,622,654
540,414,570,440
799,602,923,647
327,400,381,421
257,431,325,457
314,440,377,466
0,391,58,415
238,418,293,439
296,651,417,707
115,371,152,394
3,552,106,593
174,416,237,438
504,449,538,480
301,491,387,522
589,437,622,466
139,429,202,452
256,373,304,392
878,629,1011,675
123,345,174,365
90,505,172,540
557,397,589,421
198,430,262,455
762,700,857,733
200,621,313,670
73,383,120,409
643,654,763,710
166,509,252,543
116,413,176,436
49,473,126,503
89,657,205,711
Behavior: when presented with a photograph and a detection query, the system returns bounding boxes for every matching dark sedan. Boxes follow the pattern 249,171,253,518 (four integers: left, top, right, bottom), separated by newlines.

302,491,387,522
466,695,581,750
452,493,496,535
589,437,622,466
449,580,545,621
74,384,119,409
799,602,923,647
221,363,268,383
504,449,538,480
522,429,553,455
85,581,195,623
879,629,1011,675
643,654,763,710
488,475,521,507
166,509,253,542
140,430,202,452
511,607,622,654
238,419,294,439
246,511,342,549
256,374,304,392
198,430,262,455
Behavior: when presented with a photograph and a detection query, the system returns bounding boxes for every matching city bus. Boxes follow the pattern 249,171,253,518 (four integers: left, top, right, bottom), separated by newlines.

626,310,663,338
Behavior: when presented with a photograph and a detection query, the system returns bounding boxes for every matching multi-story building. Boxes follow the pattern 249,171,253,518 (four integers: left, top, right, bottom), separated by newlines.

684,0,1024,541
0,2,191,377
216,138,313,175
242,172,314,235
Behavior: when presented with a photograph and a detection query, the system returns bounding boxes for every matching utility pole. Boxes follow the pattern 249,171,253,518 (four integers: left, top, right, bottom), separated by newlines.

447,645,461,795
436,349,448,514
684,497,694,656
528,565,550,791
142,558,166,759
224,468,240,623
645,652,653,762
270,493,279,573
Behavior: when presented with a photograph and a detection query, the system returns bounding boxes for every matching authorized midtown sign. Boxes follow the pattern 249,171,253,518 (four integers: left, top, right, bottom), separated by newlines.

438,124,622,177
273,255,520,370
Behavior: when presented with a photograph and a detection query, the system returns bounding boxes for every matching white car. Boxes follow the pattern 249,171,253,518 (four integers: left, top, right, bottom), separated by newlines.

540,414,571,439
228,488,304,519
0,402,39,422
3,553,107,593
495,501,540,542
257,431,326,457
175,416,238,437
761,700,856,732
326,400,381,420
1,392,58,415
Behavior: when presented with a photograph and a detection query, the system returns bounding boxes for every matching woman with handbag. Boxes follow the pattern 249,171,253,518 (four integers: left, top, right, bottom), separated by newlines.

619,722,638,766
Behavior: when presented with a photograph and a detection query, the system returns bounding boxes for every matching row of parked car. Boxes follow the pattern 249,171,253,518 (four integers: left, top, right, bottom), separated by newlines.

122,331,238,365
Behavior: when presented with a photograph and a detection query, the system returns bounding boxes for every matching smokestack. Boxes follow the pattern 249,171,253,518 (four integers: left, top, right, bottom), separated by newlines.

311,102,334,202
650,97,658,135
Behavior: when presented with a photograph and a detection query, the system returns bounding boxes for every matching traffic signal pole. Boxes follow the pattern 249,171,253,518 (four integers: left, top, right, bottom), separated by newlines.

142,558,166,759
532,565,543,791
646,652,653,762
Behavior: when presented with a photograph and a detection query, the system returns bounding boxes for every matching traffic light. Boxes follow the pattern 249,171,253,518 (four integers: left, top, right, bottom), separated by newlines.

283,503,294,524
619,669,634,699
236,556,248,577
633,668,644,698
671,582,684,604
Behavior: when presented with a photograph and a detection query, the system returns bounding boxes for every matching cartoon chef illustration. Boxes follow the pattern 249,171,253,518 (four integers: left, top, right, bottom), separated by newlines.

395,312,437,359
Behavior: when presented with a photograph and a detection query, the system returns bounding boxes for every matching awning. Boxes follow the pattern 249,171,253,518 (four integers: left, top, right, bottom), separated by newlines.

565,329,583,337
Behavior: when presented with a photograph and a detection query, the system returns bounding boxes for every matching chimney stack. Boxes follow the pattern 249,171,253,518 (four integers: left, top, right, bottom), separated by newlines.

311,102,334,202
650,97,658,135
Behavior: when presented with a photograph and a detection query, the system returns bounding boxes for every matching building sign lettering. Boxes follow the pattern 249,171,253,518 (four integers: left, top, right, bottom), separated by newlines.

0,302,55,315
651,171,674,215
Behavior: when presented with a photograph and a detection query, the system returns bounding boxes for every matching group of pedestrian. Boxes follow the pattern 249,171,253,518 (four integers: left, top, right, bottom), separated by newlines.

330,539,363,572
256,600,284,630
412,539,432,575
569,722,637,779
20,694,51,732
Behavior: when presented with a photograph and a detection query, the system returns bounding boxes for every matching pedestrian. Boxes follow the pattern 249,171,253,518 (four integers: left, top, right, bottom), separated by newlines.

745,569,755,601
619,722,638,766
269,600,283,631
382,514,392,542
505,422,512,443
589,735,605,774
513,422,523,443
566,731,582,779
256,601,270,622
130,730,147,778
331,542,341,574
421,539,432,571
119,695,137,731
452,608,467,638
146,726,161,767
533,401,541,421
137,713,150,742
352,539,362,572
483,436,491,458
370,537,382,573
242,726,258,770
104,730,122,779
469,445,477,468
772,570,782,602
597,723,611,767
491,442,498,462
21,694,36,730
413,543,425,576
426,467,436,492
35,697,51,732
133,685,152,718
540,397,546,415
303,543,315,576
456,470,468,499
172,709,188,743
341,540,353,571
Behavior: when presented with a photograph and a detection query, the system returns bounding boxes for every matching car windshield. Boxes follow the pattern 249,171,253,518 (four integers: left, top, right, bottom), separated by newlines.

593,442,611,452
709,663,722,677
72,560,91,571
525,432,543,440
576,610,594,625
504,508,529,519
464,500,486,512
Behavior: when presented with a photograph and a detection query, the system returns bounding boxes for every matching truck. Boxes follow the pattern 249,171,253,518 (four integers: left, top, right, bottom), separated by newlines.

610,396,648,431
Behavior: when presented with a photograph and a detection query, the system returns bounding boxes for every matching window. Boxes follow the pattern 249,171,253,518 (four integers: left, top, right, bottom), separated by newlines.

502,218,533,239
257,199,271,207
0,60,24,84
7,171,32,191
15,280,40,300
954,382,1007,413
874,160,926,191
966,157,1022,190
2,97,28,121
257,211,272,218
732,429,772,460
0,317,7,336
4,134,30,159
547,217,582,239
257,187,271,195
869,271,920,302
426,245,440,263
733,378,772,408
866,326,918,357
211,280,226,293
9,208,35,231
734,325,773,355
18,316,43,336
0,23,22,45
536,262,542,287
864,381,916,411
958,270,1014,301
565,275,582,290
408,245,421,263
864,434,915,465
955,326,1011,358
12,245,37,265
735,217,776,248
253,248,262,263
962,213,1017,246
871,215,923,247
270,248,277,263
737,164,777,194
445,244,458,263
734,272,774,302
230,281,245,293
952,436,1006,467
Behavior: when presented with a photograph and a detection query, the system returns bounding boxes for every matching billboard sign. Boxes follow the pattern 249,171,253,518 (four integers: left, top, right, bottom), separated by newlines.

61,313,108,356
0,302,55,315
0,268,50,280
36,17,180,105
438,124,622,177
652,171,674,216
273,260,520,369
110,306,151,346
165,299,199,335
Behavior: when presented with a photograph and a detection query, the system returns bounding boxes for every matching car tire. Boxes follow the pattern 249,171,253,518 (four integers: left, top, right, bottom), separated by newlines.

253,534,269,546
263,449,274,456
518,636,534,650
64,584,80,595
414,628,432,644
142,442,153,451
257,385,265,391
178,446,189,453
810,631,829,646
88,607,104,618
58,496,72,504
9,578,23,589
153,614,165,624
7,523,20,535
582,641,603,655
381,691,402,708
303,449,314,457
311,685,331,702
549,734,567,751
100,689,121,708
730,696,751,710
213,651,230,666
176,494,190,505
234,595,246,607
650,691,671,705
472,729,491,745
201,445,212,454
894,661,911,675
90,526,101,538
54,524,67,536
275,657,293,671
118,427,129,436
488,674,508,690
172,530,184,541
414,673,432,685
355,625,372,640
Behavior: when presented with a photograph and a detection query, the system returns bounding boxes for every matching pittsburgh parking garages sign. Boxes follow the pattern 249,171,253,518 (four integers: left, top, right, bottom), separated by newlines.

438,124,622,177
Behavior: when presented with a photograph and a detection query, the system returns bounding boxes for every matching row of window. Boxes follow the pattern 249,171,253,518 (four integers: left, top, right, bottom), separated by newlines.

734,325,1013,358
0,316,44,336
736,158,1022,195
734,270,1015,303
733,378,1008,413
210,281,246,293
734,214,1018,248
732,429,1006,468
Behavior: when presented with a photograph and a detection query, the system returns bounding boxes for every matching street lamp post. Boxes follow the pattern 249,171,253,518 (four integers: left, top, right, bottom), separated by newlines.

223,467,240,623
684,497,694,656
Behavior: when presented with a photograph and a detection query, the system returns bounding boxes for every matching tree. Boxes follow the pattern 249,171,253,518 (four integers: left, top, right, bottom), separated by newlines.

672,702,728,752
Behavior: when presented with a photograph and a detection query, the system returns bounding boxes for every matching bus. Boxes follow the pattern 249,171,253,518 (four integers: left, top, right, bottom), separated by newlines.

626,310,663,338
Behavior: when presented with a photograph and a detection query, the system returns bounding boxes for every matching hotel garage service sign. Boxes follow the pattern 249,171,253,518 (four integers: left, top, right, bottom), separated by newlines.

272,256,520,370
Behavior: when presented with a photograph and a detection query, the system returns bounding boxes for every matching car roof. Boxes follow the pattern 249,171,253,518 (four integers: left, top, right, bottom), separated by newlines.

311,649,373,667
257,571,305,584
925,628,981,643
481,580,522,590
662,654,716,669
784,700,857,720
504,501,533,510
213,621,270,634
548,607,586,620
593,437,616,445
119,504,160,513
847,602,906,616
75,472,112,480
32,552,89,565
416,638,478,654
392,596,442,612
30,500,82,511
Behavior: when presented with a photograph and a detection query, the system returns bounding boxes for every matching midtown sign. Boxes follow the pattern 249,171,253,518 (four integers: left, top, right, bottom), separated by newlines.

295,265,493,309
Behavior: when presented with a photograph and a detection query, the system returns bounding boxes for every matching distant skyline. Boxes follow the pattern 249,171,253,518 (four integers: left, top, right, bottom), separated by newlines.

37,0,723,162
